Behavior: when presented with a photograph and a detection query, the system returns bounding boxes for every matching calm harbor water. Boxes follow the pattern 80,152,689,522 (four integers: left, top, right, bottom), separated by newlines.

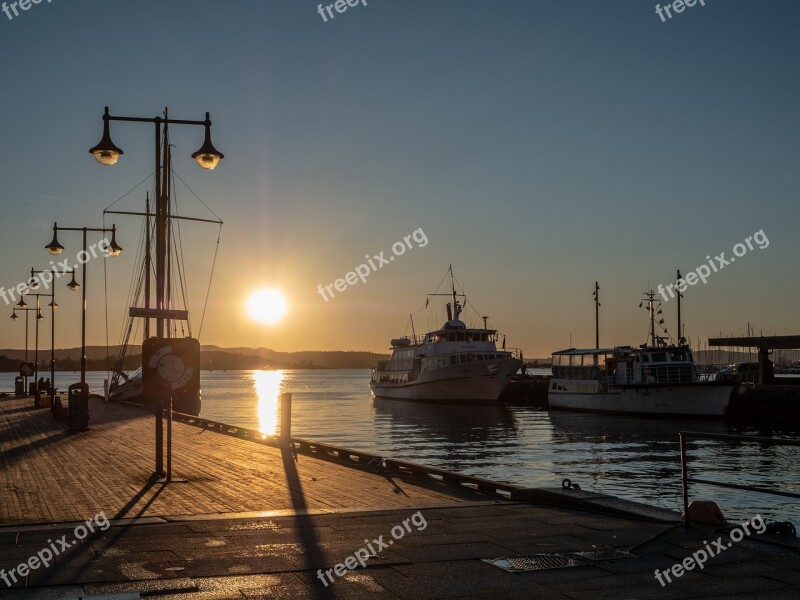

4,369,798,523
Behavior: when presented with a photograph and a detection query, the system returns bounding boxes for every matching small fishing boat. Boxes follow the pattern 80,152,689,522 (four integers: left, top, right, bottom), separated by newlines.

370,266,522,403
548,292,735,417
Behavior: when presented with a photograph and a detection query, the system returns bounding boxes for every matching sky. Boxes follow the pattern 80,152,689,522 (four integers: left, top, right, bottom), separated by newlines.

0,0,798,358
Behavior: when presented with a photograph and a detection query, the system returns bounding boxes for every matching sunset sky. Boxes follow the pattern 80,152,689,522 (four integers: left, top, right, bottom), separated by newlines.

0,1,798,358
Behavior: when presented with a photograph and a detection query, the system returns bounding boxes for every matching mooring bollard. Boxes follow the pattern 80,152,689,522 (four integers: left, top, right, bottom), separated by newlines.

280,392,292,447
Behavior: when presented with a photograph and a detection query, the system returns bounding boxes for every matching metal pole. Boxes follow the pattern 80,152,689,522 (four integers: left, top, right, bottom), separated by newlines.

81,228,87,384
280,392,292,447
25,309,29,394
166,396,172,482
51,284,55,400
677,269,682,343
679,432,689,526
34,296,40,389
155,397,164,476
155,120,165,339
594,282,599,349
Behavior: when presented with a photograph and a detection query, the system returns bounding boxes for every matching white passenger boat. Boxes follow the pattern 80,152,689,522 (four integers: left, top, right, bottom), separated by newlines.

370,267,522,403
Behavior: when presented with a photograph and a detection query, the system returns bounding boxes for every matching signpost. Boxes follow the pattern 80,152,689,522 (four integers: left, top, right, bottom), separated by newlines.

142,337,200,482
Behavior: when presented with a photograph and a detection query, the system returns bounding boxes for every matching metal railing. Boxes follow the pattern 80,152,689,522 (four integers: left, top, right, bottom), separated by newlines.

679,431,800,525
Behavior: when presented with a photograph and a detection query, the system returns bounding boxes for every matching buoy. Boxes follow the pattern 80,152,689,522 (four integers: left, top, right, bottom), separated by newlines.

684,500,727,525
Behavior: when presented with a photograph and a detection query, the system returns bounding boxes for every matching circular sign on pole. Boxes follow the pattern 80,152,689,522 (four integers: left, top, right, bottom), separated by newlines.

20,362,34,377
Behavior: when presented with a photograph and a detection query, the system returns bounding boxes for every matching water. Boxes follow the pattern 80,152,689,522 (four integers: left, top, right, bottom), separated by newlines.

4,369,798,523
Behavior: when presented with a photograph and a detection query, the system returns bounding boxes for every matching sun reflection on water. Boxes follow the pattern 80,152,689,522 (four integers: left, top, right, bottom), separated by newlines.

253,370,285,435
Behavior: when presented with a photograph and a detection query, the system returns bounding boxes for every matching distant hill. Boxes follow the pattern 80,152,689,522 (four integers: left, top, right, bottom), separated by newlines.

0,345,388,372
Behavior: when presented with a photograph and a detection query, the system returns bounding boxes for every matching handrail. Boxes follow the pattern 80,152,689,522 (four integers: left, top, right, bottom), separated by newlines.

679,431,800,525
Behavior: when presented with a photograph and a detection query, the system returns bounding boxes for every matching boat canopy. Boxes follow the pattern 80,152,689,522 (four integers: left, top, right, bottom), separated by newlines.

552,348,614,356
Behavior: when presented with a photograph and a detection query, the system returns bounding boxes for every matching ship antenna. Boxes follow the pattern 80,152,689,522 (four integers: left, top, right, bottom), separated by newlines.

410,313,416,342
482,315,489,329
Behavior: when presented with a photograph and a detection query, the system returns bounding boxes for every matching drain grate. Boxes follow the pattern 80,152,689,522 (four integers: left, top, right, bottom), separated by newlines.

484,549,635,573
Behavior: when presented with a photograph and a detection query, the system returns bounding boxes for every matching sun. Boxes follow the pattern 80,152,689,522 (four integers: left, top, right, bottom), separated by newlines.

246,288,288,325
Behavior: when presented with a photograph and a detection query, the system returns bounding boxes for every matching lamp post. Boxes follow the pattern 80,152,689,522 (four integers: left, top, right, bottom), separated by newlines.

10,300,43,395
45,226,121,384
28,269,60,398
90,106,222,479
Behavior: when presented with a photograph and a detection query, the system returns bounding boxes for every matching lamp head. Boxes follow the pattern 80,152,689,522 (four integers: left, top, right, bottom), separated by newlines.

191,113,224,170
28,277,40,290
48,300,58,310
67,270,80,291
103,226,123,257
36,309,44,320
46,224,64,255
89,107,124,166
16,298,26,309
10,311,18,320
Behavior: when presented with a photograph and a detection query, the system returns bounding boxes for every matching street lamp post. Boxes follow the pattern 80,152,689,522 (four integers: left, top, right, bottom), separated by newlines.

45,226,121,384
89,106,222,479
28,269,59,399
10,300,43,395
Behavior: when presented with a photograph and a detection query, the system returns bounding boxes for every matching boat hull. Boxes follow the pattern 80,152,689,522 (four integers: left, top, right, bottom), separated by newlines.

371,358,521,403
548,382,734,417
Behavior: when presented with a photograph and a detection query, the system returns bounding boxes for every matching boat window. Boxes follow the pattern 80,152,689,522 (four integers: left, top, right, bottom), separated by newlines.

670,351,687,362
652,352,667,363
446,332,456,342
457,332,465,342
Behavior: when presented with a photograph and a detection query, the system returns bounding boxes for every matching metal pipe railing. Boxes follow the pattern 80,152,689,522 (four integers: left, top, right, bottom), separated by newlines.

679,431,800,524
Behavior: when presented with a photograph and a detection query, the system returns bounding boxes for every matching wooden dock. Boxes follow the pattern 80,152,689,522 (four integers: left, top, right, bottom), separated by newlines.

1,395,798,598
0,397,481,527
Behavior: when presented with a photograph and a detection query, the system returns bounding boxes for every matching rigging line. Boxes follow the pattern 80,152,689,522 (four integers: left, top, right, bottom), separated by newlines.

174,179,192,335
171,182,192,336
172,169,223,222
103,172,155,212
197,223,222,340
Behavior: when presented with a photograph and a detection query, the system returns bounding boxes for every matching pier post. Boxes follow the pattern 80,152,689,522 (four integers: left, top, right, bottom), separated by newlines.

280,392,292,447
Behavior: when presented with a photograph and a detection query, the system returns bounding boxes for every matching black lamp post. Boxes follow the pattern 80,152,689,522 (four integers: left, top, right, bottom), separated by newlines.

10,299,43,394
28,269,59,398
45,226,122,384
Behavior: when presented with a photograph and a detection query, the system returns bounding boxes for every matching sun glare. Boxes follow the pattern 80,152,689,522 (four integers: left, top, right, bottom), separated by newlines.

246,288,288,325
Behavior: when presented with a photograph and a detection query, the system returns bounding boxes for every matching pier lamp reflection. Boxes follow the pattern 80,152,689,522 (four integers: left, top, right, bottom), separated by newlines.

253,370,285,436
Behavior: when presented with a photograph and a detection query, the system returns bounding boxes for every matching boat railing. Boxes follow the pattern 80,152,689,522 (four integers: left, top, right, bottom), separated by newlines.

392,334,425,347
679,431,800,525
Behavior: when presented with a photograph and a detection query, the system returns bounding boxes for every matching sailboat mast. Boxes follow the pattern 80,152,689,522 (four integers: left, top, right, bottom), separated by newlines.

155,112,166,340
